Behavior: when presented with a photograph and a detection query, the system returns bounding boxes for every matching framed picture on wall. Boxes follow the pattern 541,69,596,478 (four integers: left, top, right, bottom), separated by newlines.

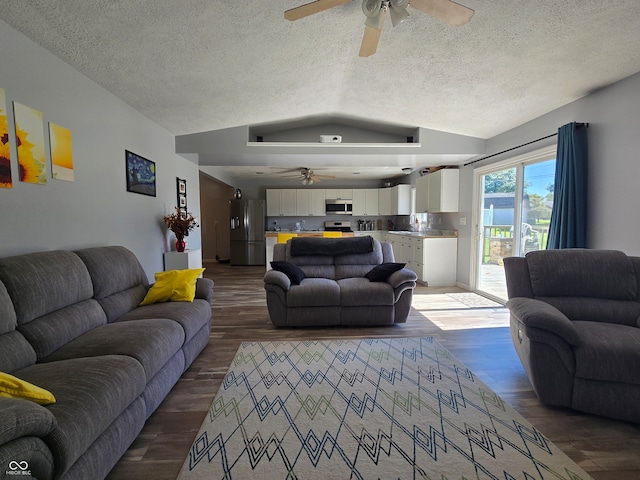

176,177,187,211
125,150,156,197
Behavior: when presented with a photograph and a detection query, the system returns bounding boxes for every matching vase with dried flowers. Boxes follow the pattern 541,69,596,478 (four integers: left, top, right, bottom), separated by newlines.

163,207,199,252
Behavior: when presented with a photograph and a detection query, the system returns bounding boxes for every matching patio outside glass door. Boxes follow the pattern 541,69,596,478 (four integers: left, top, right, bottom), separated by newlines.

476,157,556,301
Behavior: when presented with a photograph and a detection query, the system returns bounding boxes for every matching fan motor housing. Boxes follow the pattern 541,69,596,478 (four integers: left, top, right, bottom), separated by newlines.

320,135,342,143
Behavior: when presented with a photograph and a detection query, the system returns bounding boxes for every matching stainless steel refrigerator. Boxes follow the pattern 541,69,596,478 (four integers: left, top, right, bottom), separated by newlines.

230,199,266,265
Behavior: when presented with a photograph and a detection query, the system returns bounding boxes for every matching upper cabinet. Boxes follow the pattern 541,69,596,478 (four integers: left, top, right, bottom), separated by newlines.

296,189,325,216
324,189,353,200
266,189,297,216
352,189,379,216
416,169,460,213
379,185,411,215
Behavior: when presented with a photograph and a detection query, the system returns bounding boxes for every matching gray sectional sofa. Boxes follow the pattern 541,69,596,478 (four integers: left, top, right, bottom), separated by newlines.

264,236,417,327
504,248,640,423
0,246,213,480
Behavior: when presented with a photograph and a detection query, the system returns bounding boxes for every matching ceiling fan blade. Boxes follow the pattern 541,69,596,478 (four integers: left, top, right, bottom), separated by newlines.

313,174,337,179
409,0,474,26
359,8,386,57
285,0,352,21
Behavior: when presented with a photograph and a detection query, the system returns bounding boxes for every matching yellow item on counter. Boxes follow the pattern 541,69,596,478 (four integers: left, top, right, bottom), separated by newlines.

277,233,298,243
322,232,342,238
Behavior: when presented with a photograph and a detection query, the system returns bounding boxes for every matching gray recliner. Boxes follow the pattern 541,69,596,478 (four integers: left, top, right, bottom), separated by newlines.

264,237,417,327
504,248,640,423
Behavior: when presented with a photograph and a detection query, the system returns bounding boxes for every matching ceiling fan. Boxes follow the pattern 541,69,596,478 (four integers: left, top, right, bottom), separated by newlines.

282,167,337,185
285,0,474,57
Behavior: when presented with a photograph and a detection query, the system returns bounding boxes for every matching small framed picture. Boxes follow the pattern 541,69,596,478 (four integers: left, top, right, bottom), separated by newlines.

126,150,156,197
177,177,186,194
178,194,187,208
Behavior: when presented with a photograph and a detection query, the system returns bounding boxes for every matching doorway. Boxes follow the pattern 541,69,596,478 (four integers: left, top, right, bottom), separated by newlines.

473,147,556,301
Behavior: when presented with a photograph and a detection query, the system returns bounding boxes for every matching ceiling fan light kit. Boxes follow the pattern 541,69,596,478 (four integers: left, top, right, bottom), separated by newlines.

285,0,474,57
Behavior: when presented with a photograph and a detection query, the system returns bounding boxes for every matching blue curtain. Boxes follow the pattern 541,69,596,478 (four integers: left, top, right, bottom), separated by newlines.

546,122,588,249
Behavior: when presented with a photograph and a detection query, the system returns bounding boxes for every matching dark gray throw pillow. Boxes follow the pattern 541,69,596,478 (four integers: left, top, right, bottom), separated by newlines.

271,261,306,285
365,263,406,282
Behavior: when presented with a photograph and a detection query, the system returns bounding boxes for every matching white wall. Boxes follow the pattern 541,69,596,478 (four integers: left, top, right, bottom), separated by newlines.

0,20,201,278
456,71,640,288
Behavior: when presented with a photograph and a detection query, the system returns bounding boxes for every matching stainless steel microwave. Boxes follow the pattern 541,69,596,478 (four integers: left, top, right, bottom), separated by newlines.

325,199,353,215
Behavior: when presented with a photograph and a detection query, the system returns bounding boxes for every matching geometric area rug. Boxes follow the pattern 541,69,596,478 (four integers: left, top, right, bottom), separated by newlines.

177,337,592,479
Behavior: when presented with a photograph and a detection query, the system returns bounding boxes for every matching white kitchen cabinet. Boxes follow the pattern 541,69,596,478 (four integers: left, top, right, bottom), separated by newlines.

378,188,392,215
391,184,412,215
416,169,459,213
266,189,297,216
324,189,352,200
296,189,325,216
416,237,458,286
383,233,458,286
352,189,379,216
378,185,410,215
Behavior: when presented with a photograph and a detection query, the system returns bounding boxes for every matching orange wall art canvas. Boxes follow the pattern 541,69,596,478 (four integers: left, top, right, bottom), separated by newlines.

49,122,74,182
0,88,12,189
13,101,46,185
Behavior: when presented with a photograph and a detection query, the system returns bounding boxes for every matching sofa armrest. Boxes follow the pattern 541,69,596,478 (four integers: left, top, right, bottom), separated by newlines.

195,277,214,304
506,297,581,346
263,270,291,291
386,268,417,289
0,397,57,446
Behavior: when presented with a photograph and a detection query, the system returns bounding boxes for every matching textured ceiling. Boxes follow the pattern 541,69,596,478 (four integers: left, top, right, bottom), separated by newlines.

2,1,640,180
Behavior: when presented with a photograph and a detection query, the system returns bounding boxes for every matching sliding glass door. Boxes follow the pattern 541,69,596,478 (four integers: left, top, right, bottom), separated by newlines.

474,150,556,301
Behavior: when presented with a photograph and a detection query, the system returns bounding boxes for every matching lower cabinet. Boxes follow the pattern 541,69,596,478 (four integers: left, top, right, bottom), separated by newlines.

384,234,457,286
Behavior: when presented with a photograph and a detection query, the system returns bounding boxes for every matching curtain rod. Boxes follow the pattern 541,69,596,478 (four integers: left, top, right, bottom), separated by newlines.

463,122,588,167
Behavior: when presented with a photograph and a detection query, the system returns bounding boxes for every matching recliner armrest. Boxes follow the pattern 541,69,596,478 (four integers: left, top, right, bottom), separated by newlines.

263,270,291,291
506,297,581,346
0,397,57,446
195,277,214,304
386,269,417,289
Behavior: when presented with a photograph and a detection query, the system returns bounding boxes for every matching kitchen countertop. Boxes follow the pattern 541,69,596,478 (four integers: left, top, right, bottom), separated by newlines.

386,230,458,238
264,230,457,238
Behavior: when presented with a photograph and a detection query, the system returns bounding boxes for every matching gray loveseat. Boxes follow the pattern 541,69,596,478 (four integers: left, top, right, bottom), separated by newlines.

504,248,640,423
0,246,213,480
264,236,417,327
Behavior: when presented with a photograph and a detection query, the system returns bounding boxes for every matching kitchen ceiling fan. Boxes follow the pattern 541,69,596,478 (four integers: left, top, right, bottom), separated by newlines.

282,167,337,185
285,0,474,57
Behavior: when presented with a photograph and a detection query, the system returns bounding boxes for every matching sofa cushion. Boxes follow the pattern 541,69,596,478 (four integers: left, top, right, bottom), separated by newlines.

117,299,212,344
0,280,37,373
18,299,108,360
0,250,94,324
526,249,637,300
0,372,56,405
75,246,149,322
270,261,305,285
573,321,640,385
16,355,146,478
42,319,185,382
338,278,395,306
0,280,17,335
287,278,341,307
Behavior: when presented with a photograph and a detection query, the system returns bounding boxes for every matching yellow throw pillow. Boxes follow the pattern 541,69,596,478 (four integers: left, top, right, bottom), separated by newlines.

140,268,205,306
0,372,56,405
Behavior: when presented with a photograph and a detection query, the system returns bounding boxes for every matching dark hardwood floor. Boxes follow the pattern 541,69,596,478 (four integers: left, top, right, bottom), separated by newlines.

106,262,640,480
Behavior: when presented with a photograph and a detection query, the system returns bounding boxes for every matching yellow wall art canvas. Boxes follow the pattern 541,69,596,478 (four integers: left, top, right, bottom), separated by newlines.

13,102,46,185
49,123,74,182
0,88,12,189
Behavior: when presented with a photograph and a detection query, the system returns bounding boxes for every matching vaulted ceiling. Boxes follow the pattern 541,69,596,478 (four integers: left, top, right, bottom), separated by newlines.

2,1,640,181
